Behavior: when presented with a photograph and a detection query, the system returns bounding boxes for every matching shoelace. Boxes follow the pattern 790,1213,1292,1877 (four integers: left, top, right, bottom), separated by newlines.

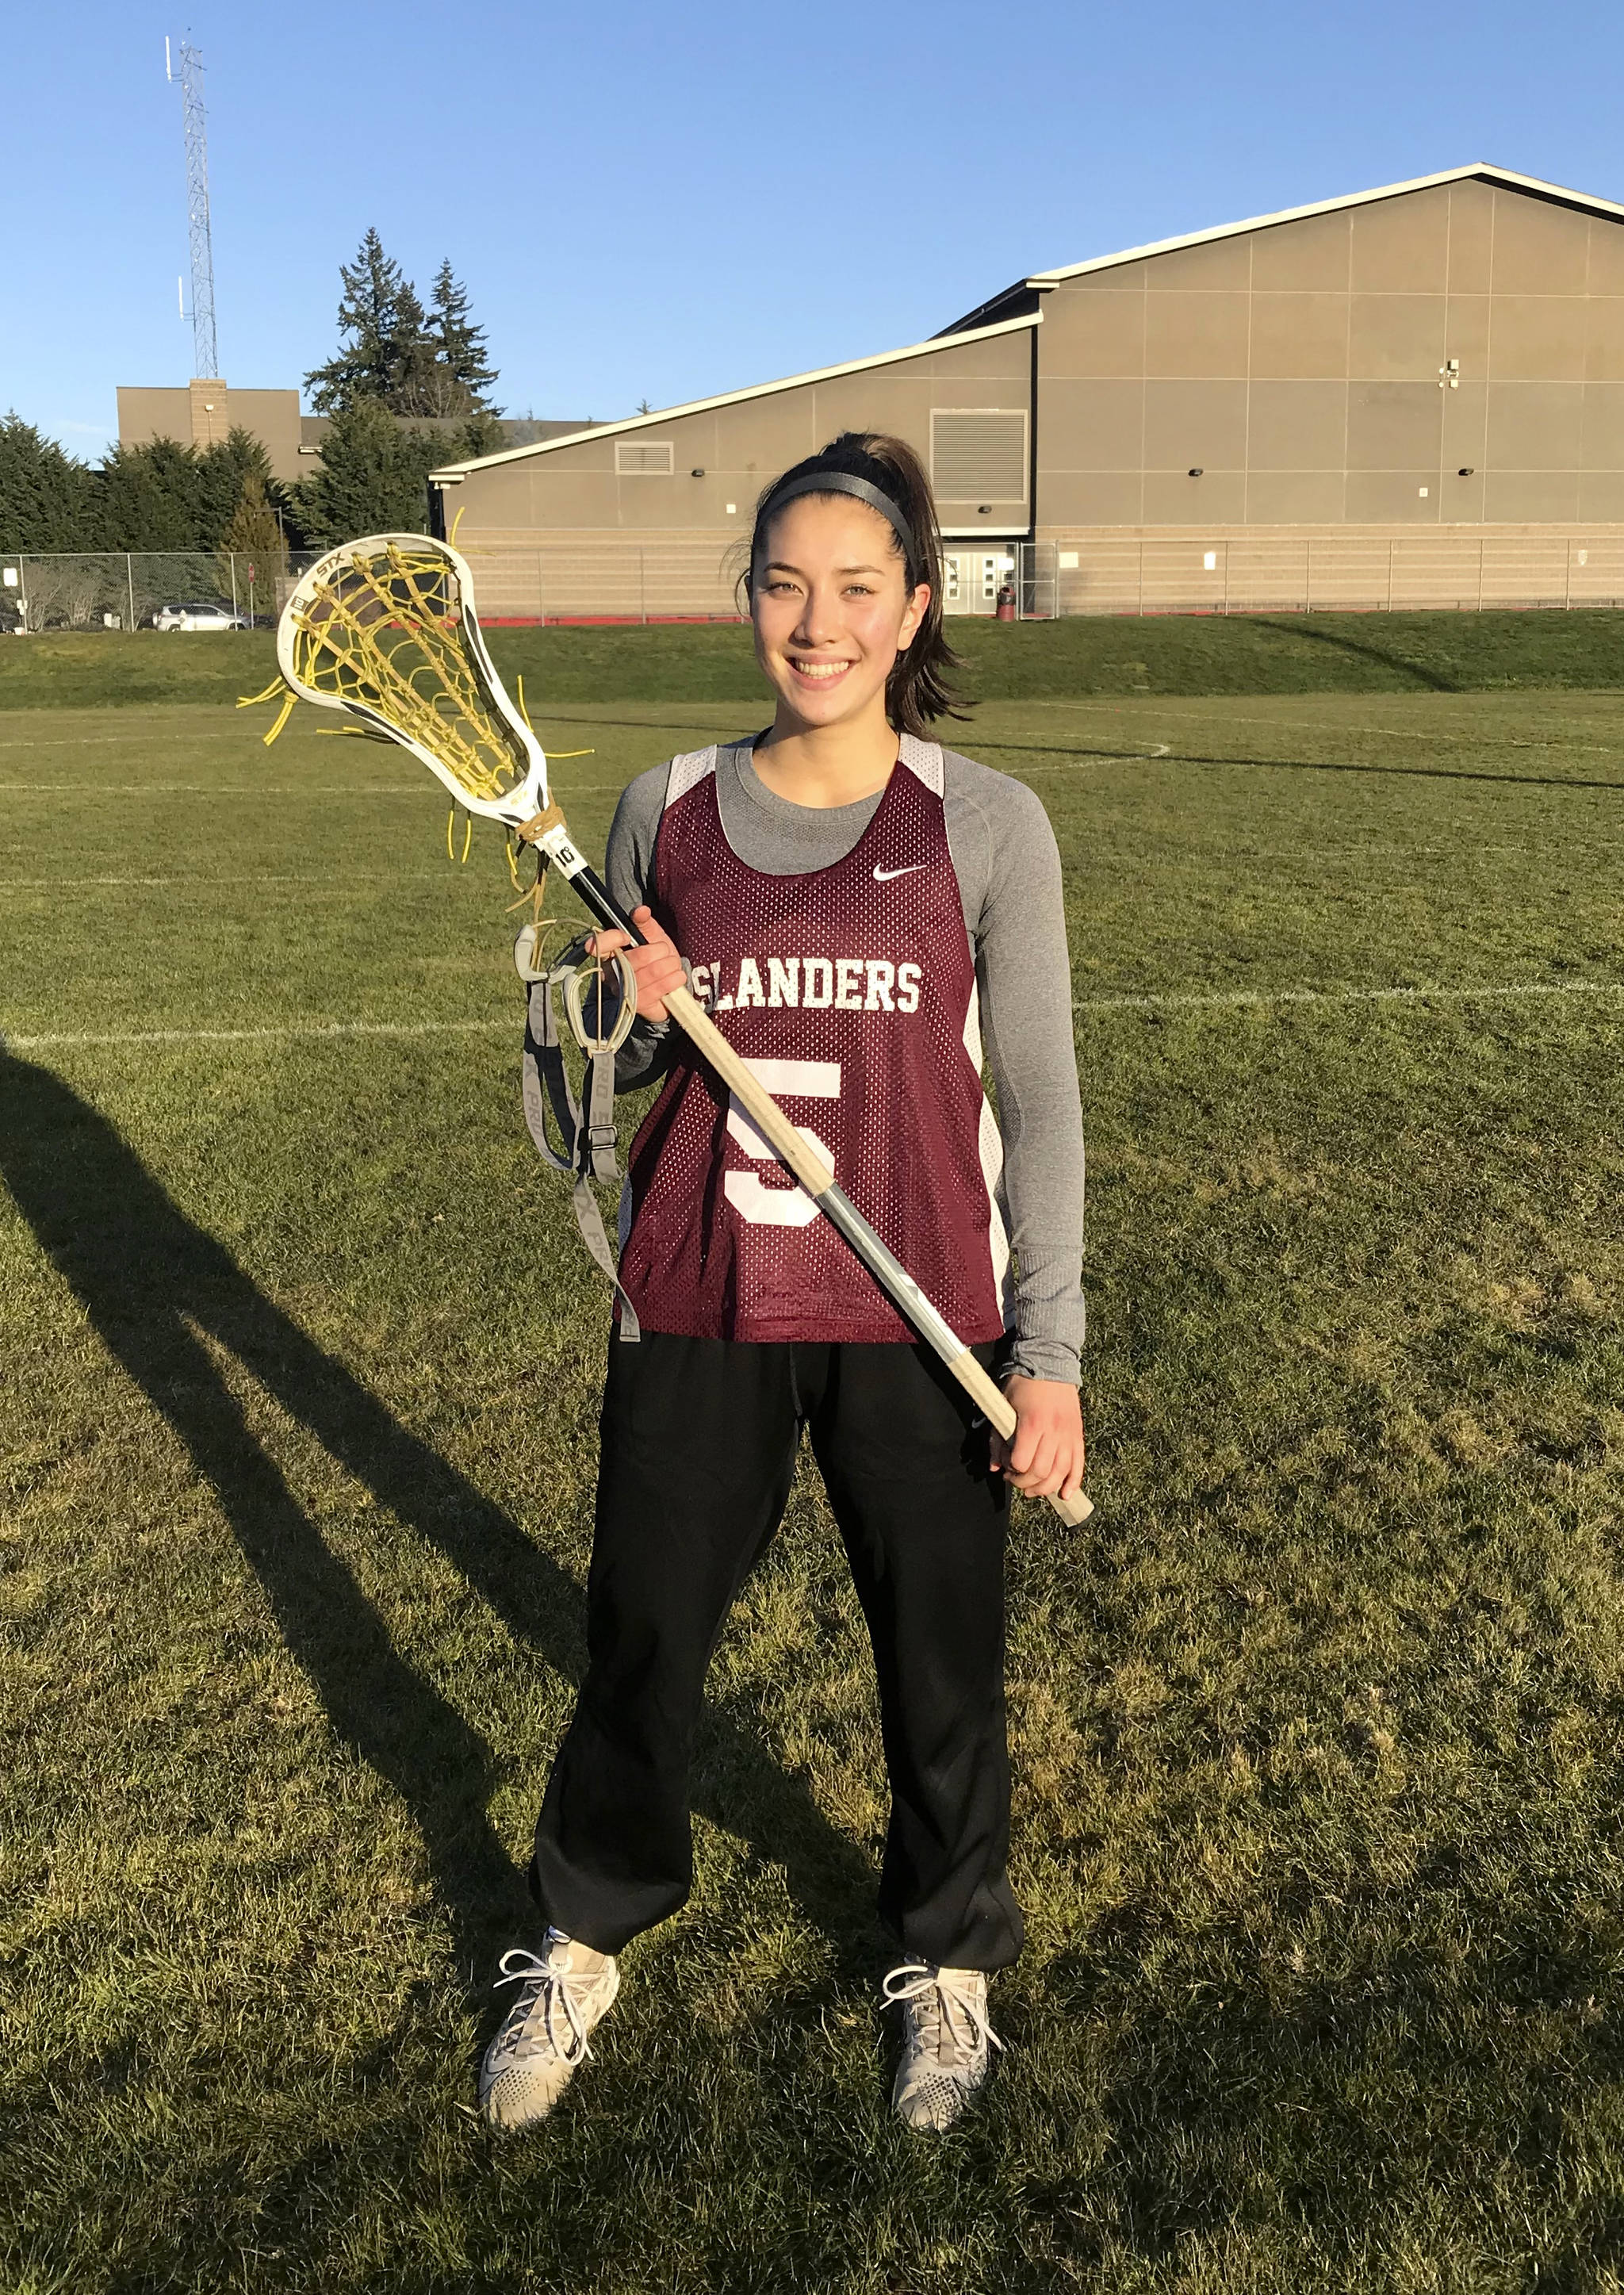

492,1944,598,2069
883,1964,1005,2066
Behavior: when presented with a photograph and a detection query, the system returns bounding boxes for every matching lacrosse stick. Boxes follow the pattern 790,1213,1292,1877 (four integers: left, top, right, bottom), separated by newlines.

266,533,1091,1527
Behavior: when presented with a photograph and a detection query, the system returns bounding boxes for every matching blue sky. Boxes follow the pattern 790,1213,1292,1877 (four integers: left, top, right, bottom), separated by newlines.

5,0,1622,459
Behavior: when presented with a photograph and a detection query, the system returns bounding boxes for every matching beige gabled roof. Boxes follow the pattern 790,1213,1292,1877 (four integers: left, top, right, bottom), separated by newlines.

435,163,1624,483
428,308,1040,481
1026,162,1624,286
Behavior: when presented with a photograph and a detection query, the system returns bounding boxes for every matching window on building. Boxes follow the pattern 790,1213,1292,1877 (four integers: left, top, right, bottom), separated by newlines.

930,410,1028,506
616,439,674,476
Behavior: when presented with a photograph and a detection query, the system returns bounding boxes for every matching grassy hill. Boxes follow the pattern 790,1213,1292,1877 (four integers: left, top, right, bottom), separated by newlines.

0,606,1620,712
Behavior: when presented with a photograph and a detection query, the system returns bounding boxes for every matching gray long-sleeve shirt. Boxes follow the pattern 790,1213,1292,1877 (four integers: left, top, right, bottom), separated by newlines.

605,737,1085,1382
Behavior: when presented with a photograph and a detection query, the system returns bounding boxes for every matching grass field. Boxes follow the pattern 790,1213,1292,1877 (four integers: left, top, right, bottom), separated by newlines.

3,601,1623,711
3,650,1624,2291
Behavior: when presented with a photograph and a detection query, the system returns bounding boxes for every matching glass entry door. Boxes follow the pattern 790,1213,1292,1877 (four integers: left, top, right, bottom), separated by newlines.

940,550,1015,616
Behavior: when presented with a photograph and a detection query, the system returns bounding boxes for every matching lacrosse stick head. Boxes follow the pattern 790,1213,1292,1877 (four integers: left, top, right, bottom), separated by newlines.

276,534,548,827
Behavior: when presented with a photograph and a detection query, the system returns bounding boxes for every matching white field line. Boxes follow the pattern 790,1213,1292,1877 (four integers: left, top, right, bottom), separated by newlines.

0,731,295,749
1074,979,1624,1013
0,727,664,749
0,783,425,796
0,874,469,889
6,834,1622,892
10,704,1622,758
8,979,1623,1056
0,777,626,799
1160,838,1624,855
1016,750,1624,784
1008,697,1624,761
3,1018,513,1051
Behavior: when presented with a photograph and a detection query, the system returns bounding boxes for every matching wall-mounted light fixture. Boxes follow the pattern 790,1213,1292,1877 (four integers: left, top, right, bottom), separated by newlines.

1188,466,1204,477
977,504,992,515
1457,466,1475,477
691,467,706,477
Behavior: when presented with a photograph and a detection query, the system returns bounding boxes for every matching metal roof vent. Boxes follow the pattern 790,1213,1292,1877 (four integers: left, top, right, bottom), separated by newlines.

929,410,1028,506
616,439,674,476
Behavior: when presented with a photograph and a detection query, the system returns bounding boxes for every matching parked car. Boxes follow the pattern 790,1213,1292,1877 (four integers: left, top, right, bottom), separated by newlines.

151,600,247,631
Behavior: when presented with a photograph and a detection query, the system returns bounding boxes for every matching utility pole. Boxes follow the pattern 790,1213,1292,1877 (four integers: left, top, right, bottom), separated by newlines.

167,36,219,379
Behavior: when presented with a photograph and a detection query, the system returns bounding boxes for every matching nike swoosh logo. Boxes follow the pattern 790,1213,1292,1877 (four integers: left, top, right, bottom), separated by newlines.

873,863,926,882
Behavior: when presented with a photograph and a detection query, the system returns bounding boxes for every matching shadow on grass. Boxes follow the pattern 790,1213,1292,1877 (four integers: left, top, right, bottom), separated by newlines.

975,735,1624,796
1247,615,1460,692
0,1052,877,1980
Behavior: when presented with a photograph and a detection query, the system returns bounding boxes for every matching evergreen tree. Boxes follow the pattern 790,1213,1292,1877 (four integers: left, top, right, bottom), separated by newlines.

292,400,504,544
0,414,97,548
426,259,499,414
216,476,287,618
390,294,458,420
306,236,500,421
456,408,508,459
195,427,275,548
305,230,426,413
292,397,454,545
92,438,204,551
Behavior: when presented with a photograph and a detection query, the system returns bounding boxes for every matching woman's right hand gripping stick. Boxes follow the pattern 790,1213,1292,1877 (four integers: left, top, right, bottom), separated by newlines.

589,905,686,1024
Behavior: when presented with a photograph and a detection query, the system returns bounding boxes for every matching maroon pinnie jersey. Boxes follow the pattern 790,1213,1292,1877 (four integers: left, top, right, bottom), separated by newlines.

616,737,1011,1346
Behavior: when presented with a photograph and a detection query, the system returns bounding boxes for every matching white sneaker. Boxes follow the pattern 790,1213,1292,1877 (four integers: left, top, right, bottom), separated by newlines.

477,1929,620,2132
883,1961,1003,2132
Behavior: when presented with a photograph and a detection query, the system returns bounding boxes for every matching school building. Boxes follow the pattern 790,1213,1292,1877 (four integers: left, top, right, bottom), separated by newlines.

427,164,1624,619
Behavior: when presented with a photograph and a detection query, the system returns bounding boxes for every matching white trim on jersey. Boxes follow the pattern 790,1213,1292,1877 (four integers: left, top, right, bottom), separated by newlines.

664,746,719,810
898,735,945,797
672,739,942,807
961,978,1013,1319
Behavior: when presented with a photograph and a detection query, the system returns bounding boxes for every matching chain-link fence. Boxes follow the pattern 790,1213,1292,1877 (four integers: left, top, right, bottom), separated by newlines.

0,550,329,633
0,545,748,632
1015,532,1624,618
7,534,1623,633
458,531,1624,623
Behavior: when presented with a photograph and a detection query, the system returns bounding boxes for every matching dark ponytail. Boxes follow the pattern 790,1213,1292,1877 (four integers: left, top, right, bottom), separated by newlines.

743,431,964,738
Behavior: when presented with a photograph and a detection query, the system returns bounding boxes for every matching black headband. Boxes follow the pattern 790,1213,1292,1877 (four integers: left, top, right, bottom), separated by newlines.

758,469,917,566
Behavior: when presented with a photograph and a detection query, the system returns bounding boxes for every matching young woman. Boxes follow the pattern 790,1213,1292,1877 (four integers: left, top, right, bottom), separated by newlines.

479,433,1085,2136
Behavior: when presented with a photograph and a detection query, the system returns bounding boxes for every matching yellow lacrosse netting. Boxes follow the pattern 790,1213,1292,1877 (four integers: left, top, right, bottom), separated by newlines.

263,535,530,803
238,535,592,830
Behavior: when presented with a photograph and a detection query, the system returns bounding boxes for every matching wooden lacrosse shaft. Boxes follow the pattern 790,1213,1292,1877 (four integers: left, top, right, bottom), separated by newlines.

534,827,1092,1529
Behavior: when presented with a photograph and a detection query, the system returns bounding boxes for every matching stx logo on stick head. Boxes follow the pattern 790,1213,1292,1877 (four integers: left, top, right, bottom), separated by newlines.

690,954,924,1015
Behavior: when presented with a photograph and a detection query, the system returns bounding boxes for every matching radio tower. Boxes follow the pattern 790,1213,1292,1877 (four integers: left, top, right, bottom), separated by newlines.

167,37,219,379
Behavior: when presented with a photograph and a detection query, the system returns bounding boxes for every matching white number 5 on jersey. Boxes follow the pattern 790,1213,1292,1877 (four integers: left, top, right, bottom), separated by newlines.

723,1057,840,1229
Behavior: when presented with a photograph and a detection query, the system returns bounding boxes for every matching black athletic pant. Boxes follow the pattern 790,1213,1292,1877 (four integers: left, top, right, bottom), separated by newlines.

530,1332,1024,1972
